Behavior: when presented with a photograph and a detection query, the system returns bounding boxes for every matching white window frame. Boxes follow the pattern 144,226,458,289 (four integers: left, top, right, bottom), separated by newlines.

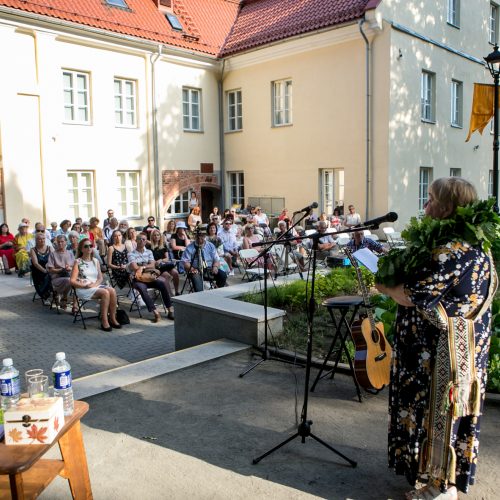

490,3,499,44
227,89,243,132
450,168,462,177
63,70,90,124
114,78,137,128
419,167,433,211
421,71,435,123
168,190,192,216
447,0,460,27
451,80,463,128
272,79,293,126
182,87,202,132
67,171,95,220
116,171,141,218
229,172,245,207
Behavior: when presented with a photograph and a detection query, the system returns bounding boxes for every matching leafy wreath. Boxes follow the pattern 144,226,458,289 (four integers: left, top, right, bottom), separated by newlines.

375,198,500,287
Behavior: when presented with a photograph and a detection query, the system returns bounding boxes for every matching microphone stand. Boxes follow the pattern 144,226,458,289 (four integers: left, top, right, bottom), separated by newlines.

239,210,310,378
251,224,377,467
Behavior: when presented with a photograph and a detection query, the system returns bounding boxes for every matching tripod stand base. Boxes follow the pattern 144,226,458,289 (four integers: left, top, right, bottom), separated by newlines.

239,349,303,378
252,420,357,467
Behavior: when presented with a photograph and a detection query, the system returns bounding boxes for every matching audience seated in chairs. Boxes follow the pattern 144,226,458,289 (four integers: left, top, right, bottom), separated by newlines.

30,232,53,301
47,235,74,310
14,222,33,277
106,229,129,290
0,223,15,274
171,223,190,261
149,228,179,296
181,228,227,292
128,234,174,322
70,238,120,332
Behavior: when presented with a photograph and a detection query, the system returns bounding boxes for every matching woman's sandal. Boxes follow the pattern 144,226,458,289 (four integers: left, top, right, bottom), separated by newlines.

109,320,122,329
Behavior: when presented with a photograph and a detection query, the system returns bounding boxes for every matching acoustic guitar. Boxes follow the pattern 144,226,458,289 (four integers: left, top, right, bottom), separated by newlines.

344,247,392,391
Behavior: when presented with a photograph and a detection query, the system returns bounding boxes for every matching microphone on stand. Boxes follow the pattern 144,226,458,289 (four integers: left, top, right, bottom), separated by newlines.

357,212,398,228
293,202,318,215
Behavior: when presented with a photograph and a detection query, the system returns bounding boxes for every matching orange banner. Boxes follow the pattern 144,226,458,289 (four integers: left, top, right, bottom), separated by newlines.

466,83,496,142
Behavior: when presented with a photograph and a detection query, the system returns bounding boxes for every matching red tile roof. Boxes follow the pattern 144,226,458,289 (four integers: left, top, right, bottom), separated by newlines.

0,0,240,56
220,0,377,57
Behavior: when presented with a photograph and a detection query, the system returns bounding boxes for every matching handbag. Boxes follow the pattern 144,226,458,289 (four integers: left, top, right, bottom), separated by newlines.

116,309,130,325
135,267,160,283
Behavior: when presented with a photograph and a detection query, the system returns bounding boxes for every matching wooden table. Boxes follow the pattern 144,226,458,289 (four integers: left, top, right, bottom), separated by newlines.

0,401,92,499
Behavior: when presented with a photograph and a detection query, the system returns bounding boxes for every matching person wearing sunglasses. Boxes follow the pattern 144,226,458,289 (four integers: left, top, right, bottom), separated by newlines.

70,238,120,332
144,216,159,240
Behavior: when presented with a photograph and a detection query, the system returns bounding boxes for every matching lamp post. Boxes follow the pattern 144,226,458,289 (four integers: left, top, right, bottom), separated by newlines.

485,44,500,209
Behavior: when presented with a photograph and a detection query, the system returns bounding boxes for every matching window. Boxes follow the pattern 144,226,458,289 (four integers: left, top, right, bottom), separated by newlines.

117,171,141,218
105,0,128,7
450,168,462,177
114,78,137,127
451,80,463,127
182,88,202,131
272,79,292,126
167,190,192,215
165,12,183,31
67,172,95,220
489,170,494,198
227,90,242,131
229,172,244,208
421,71,435,123
419,167,433,211
490,3,498,44
63,71,90,124
447,0,460,27
321,169,344,214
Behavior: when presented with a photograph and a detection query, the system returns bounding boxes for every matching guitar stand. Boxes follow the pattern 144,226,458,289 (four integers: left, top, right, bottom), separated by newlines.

310,296,364,403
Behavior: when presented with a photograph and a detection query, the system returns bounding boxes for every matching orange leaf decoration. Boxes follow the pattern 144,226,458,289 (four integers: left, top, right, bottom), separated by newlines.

54,416,60,432
26,424,48,443
8,428,23,443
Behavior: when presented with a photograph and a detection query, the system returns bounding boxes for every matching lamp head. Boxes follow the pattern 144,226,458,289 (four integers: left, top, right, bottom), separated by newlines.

485,44,500,76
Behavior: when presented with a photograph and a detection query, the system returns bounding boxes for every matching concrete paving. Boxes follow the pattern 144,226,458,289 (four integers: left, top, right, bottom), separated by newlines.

38,350,498,500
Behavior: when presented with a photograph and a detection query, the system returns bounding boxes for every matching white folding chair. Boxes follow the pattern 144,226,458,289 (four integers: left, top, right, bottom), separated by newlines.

239,248,266,281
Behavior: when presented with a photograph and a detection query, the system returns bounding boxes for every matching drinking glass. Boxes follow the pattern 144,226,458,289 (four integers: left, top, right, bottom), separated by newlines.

28,375,50,399
25,369,43,392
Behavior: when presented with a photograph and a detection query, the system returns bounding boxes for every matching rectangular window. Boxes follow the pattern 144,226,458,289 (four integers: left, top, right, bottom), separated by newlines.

116,171,141,218
451,80,463,127
182,87,202,131
168,190,192,215
419,167,433,211
320,169,344,215
489,170,494,198
421,71,435,123
447,0,460,27
272,79,292,126
63,70,90,124
229,172,245,207
114,78,137,127
450,168,462,177
67,171,95,220
227,90,242,131
491,4,499,44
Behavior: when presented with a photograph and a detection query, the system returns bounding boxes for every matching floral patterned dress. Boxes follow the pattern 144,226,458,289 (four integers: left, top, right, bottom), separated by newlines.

389,241,494,493
111,246,128,289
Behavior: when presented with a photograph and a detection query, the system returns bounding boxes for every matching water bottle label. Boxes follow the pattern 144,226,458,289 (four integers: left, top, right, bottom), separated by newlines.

53,370,72,390
0,375,20,397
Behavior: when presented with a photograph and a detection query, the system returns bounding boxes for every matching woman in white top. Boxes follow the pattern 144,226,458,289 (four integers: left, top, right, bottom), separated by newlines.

187,207,202,233
124,227,138,253
70,238,120,332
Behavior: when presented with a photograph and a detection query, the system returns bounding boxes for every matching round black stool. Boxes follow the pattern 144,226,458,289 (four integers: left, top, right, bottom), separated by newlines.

310,295,364,402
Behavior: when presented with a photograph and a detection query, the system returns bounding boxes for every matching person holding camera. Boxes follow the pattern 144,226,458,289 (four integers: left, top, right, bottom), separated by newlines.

182,227,227,292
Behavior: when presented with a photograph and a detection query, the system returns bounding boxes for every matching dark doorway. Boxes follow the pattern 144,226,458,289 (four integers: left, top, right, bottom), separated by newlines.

201,187,220,222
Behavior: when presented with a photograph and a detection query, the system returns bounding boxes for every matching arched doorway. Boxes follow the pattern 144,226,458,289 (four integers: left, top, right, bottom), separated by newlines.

201,186,220,222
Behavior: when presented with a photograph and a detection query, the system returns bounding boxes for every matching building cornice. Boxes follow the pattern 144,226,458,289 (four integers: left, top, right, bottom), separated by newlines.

223,21,380,71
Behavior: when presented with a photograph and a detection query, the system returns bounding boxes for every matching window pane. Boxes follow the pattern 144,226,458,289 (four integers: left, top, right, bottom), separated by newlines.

64,106,74,121
76,75,87,90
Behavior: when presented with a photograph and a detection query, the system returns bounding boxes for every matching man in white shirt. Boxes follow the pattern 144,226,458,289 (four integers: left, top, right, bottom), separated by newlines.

218,219,238,275
344,205,361,228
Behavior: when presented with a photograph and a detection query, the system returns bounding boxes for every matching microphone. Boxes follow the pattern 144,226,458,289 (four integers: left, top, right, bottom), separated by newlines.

293,202,318,215
359,212,398,228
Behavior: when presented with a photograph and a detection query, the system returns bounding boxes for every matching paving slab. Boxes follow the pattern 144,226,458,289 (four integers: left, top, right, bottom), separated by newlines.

39,350,498,500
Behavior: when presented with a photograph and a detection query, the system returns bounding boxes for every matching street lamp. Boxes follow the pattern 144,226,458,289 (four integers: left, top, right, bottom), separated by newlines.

485,44,500,208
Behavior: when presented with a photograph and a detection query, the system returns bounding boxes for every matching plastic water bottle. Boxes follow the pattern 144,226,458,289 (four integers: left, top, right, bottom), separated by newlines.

0,358,20,410
52,352,74,416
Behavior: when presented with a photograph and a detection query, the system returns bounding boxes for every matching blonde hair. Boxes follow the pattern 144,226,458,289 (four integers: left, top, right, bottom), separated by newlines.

430,177,477,217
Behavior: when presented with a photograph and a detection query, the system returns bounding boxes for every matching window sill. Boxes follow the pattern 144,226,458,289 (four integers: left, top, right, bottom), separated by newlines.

62,121,92,126
421,119,436,125
451,123,463,129
271,123,293,128
183,129,204,134
115,124,138,129
225,129,243,134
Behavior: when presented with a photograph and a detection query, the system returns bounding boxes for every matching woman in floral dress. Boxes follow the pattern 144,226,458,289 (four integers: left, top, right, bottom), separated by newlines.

376,178,497,499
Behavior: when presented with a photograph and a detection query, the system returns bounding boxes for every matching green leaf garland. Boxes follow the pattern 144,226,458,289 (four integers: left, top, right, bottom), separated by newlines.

375,199,500,287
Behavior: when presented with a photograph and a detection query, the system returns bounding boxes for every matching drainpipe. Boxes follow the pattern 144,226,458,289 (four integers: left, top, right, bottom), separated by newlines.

359,19,371,221
218,59,226,210
151,44,162,223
